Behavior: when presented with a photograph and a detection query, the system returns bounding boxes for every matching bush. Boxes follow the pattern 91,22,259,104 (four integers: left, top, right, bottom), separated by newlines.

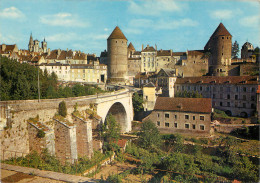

58,101,67,117
37,129,45,138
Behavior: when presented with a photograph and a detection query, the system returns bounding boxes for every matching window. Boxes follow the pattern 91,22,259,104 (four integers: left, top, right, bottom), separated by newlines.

220,102,223,106
235,95,238,100
227,94,230,99
227,102,230,107
157,121,160,126
213,94,216,99
165,123,169,127
220,87,223,92
174,123,178,128
200,86,203,91
243,87,246,92
192,124,196,129
157,113,160,118
165,113,169,118
185,115,189,120
251,104,256,109
220,94,223,99
251,96,255,101
193,116,195,120
243,95,246,100
243,103,246,108
200,116,205,121
251,87,255,92
200,125,205,130
185,124,190,129
175,115,177,119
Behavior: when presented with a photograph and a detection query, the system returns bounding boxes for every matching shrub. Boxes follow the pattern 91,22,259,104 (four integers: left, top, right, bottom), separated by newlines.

58,101,67,117
37,129,45,138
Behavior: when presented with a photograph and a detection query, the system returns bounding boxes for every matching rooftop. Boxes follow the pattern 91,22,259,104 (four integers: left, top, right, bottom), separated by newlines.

154,97,212,113
175,76,258,85
108,26,127,40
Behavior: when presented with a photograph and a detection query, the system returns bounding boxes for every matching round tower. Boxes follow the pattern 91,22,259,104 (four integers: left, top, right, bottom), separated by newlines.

241,42,254,59
107,26,128,84
205,23,232,76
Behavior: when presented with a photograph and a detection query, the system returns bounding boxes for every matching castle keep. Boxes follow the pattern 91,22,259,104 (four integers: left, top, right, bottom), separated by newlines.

205,23,232,76
107,26,128,84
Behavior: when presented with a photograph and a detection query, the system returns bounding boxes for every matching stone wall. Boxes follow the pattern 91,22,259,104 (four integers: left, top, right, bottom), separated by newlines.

54,119,77,164
72,115,93,158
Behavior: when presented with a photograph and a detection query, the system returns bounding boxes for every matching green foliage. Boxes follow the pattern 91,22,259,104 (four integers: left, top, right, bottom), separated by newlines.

138,120,162,149
3,149,113,175
232,40,239,58
175,90,202,98
58,101,67,117
231,126,259,140
37,129,45,138
101,113,121,152
0,56,105,101
132,92,144,113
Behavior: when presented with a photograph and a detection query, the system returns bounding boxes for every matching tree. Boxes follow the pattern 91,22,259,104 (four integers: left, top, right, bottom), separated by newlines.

101,113,121,151
132,92,144,113
58,101,67,117
232,40,239,59
138,120,162,149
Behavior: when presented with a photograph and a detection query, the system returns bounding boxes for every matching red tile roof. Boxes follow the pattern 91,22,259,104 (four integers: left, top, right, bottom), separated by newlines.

128,42,135,51
116,139,128,148
210,23,232,37
143,46,156,52
175,76,258,85
154,97,212,113
257,85,260,94
108,26,127,40
172,52,186,56
188,50,205,56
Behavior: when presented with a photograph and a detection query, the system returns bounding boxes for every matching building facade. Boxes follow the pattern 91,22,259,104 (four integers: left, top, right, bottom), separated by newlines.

144,97,212,135
174,76,258,117
28,33,48,53
141,45,157,72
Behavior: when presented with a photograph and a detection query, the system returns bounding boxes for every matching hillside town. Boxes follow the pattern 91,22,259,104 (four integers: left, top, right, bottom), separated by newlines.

1,8,260,183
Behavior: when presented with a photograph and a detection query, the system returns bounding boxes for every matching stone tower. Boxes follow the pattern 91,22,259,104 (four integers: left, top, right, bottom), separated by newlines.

205,23,232,76
128,42,135,57
41,38,47,53
241,42,254,59
28,33,34,52
107,26,128,83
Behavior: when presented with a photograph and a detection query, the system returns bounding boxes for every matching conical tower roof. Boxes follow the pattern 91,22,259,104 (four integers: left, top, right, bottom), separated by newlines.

29,33,33,43
128,42,135,51
210,23,232,38
108,26,127,40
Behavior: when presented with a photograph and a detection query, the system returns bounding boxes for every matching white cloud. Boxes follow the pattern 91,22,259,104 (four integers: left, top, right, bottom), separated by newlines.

124,28,143,35
0,7,25,20
129,19,154,28
0,33,19,44
46,33,79,42
128,0,183,16
40,13,88,27
210,10,233,20
239,15,260,27
129,18,198,30
104,28,109,31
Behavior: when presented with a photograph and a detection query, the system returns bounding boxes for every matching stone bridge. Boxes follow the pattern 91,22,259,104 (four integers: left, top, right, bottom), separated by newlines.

0,88,133,160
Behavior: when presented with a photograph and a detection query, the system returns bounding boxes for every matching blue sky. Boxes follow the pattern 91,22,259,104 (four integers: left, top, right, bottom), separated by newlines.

0,0,259,55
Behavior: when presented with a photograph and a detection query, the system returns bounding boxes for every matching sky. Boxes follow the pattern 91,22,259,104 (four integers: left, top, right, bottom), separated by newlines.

0,0,259,56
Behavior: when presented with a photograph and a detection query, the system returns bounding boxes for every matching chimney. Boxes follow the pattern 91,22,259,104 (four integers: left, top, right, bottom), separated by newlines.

142,44,143,51
155,44,157,50
57,49,61,57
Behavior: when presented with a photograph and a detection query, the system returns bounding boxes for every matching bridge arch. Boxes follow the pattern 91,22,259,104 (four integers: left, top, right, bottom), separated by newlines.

96,94,133,133
105,102,128,133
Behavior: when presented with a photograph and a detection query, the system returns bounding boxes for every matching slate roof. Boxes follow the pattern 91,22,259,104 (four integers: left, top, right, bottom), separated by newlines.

133,51,141,55
187,50,205,56
144,82,155,87
157,50,172,56
108,26,127,40
161,68,177,77
154,97,212,113
172,52,187,56
142,46,156,52
175,76,258,85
